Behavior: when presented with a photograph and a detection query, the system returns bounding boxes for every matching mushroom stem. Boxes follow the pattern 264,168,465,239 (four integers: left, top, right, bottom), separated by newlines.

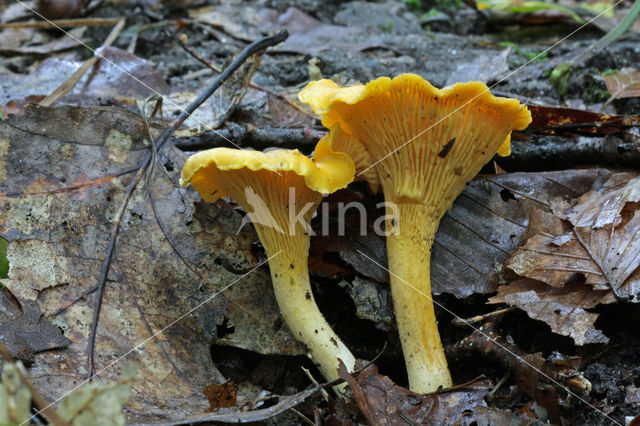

255,224,356,386
386,203,452,393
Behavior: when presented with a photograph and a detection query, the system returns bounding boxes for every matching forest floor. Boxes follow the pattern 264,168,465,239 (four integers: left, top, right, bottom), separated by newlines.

1,0,640,424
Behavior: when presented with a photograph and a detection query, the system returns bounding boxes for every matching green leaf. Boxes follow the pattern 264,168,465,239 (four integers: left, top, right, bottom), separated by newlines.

0,238,8,279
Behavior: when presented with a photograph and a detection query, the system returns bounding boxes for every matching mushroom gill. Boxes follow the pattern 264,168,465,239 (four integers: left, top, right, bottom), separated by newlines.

299,73,532,393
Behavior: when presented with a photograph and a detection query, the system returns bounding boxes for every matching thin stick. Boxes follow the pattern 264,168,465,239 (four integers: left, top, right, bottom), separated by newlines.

40,18,126,107
451,307,515,326
164,29,314,119
0,17,120,29
85,29,289,379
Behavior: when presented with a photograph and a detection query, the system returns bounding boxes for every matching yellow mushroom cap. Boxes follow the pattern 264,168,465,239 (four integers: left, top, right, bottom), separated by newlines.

299,74,532,214
181,148,354,199
315,125,380,193
180,148,355,237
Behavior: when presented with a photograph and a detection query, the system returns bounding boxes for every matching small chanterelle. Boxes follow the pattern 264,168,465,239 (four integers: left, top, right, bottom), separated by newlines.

299,73,532,393
180,144,357,391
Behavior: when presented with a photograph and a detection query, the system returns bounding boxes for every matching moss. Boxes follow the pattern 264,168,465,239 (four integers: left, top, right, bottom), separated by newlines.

0,237,8,279
582,85,610,104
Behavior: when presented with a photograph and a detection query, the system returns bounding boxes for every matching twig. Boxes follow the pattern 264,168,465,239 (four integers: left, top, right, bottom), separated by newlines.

85,30,289,379
302,367,329,401
487,372,510,402
39,18,126,107
164,29,315,119
0,17,120,29
451,307,515,326
321,341,389,390
290,407,315,426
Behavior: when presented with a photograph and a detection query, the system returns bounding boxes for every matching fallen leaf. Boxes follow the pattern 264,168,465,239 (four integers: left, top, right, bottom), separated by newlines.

333,1,423,35
508,173,640,301
523,105,640,137
626,385,640,404
188,4,277,42
474,405,538,425
0,301,71,362
0,104,304,421
274,7,387,55
445,47,510,85
489,279,614,345
449,322,590,423
174,51,262,136
603,67,640,99
310,169,613,298
1,47,170,114
431,169,609,297
338,361,493,425
132,385,324,425
0,26,86,54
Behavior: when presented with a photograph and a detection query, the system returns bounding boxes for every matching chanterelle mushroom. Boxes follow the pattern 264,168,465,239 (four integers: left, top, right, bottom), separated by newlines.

299,74,532,393
180,147,356,386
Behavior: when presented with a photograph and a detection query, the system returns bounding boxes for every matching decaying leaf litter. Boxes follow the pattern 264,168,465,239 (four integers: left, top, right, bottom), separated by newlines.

1,0,640,424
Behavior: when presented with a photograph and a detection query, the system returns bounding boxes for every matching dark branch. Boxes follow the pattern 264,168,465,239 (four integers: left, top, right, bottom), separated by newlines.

175,123,323,153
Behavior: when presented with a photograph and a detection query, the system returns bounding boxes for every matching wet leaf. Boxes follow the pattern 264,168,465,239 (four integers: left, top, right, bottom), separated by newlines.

338,362,493,425
508,173,640,301
524,105,640,137
0,301,71,362
0,104,303,421
603,67,640,99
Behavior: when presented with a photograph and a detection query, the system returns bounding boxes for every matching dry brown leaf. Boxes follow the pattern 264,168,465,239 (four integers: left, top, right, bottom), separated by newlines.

0,301,71,363
524,105,640,137
603,67,640,99
430,169,609,297
338,362,495,425
0,104,305,421
508,173,640,301
489,279,614,345
203,382,238,411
